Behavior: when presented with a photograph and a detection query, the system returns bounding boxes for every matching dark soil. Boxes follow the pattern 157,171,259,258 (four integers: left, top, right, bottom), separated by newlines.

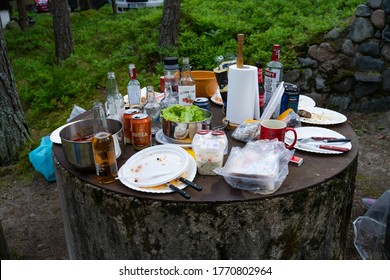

1,110,389,260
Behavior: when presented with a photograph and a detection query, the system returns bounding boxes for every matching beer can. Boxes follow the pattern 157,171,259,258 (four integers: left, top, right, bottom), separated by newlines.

280,83,300,115
131,113,151,150
123,108,141,145
193,97,210,110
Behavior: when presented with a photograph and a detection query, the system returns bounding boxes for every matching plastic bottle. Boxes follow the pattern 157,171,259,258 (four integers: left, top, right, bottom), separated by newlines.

106,71,125,121
92,102,118,184
178,57,196,105
263,44,284,106
126,64,141,109
142,86,161,135
163,57,180,103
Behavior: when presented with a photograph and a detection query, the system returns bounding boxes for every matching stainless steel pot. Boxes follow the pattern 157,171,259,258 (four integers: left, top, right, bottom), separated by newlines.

60,119,123,170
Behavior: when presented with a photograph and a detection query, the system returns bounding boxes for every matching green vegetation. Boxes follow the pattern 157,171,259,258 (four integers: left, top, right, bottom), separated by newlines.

5,0,363,139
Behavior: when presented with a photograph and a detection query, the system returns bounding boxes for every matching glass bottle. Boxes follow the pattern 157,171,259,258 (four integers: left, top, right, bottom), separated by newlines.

263,44,284,106
163,57,180,102
160,82,177,110
106,71,125,122
142,86,161,135
256,61,264,111
178,57,196,106
126,64,141,109
92,102,118,184
107,100,121,122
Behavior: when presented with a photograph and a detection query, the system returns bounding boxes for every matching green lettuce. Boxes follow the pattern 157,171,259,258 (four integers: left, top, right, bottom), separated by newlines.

161,105,206,122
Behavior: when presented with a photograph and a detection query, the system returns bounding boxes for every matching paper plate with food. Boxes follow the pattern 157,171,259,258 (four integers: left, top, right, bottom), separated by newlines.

298,107,347,125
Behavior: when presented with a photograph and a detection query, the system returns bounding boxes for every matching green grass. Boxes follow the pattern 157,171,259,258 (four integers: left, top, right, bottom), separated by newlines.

5,0,363,140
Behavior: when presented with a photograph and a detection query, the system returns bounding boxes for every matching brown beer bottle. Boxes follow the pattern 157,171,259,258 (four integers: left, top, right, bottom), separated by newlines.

92,102,118,184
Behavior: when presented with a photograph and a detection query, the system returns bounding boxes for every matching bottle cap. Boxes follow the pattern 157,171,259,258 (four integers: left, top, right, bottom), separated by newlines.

164,57,179,70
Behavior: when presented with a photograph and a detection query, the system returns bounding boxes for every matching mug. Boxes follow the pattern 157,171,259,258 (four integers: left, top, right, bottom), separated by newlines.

259,119,297,149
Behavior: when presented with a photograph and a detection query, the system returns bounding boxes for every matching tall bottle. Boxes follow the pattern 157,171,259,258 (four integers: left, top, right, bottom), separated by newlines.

263,44,284,106
142,86,161,135
92,102,118,184
163,57,180,102
160,82,177,110
178,57,196,106
126,64,141,109
106,71,125,121
256,61,264,110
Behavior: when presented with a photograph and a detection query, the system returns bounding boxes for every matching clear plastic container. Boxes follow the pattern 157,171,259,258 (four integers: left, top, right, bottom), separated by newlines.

192,130,228,175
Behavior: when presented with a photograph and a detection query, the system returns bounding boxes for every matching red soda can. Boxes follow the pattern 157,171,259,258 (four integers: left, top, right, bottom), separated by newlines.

123,108,141,145
131,113,151,150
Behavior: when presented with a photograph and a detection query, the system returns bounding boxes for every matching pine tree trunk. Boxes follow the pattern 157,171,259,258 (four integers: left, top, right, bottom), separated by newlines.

52,0,74,61
16,0,29,30
159,0,180,48
0,26,30,166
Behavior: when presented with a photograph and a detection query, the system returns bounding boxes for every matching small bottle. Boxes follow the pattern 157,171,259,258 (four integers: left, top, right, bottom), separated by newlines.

127,64,141,109
160,82,177,110
163,57,180,102
92,102,118,184
106,71,125,121
142,86,161,135
256,61,264,110
178,57,196,106
263,44,284,106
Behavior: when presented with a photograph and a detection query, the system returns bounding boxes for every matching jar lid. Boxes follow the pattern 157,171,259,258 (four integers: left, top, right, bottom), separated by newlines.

164,57,179,69
196,130,210,135
211,130,225,136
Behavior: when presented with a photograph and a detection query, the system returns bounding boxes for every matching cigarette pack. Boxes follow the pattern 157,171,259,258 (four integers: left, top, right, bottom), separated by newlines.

290,155,303,166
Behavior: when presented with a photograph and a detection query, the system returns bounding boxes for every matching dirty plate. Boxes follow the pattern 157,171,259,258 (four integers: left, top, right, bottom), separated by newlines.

299,107,347,125
118,154,196,194
298,95,316,110
210,89,223,106
155,129,192,148
119,145,189,187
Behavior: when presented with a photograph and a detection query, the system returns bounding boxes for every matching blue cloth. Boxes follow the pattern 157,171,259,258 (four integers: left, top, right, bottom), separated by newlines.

28,136,56,182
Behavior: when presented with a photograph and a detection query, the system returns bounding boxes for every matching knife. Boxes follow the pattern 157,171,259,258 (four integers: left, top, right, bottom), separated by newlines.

310,137,351,143
167,184,191,199
298,142,350,152
179,177,202,191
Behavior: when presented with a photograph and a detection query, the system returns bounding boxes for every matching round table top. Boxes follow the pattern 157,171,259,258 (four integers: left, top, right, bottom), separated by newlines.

53,102,358,203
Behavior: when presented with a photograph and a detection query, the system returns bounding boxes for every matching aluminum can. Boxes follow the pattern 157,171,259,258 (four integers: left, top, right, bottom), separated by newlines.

193,97,210,111
280,83,300,115
123,108,141,145
131,113,151,150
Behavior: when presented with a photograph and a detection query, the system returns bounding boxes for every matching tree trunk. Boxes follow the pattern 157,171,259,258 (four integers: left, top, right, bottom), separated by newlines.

159,0,180,48
51,0,74,61
0,26,30,166
111,0,117,15
16,0,28,30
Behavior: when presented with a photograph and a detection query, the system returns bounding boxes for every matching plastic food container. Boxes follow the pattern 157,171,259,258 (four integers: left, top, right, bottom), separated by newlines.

192,130,228,175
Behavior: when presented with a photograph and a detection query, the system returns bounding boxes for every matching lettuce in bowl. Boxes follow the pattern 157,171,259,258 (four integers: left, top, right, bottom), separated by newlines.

161,105,207,122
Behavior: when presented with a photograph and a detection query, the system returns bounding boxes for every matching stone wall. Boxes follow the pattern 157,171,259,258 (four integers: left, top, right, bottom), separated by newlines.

285,0,390,112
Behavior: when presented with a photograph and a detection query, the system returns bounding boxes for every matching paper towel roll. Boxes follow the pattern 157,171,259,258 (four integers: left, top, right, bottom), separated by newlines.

226,65,260,124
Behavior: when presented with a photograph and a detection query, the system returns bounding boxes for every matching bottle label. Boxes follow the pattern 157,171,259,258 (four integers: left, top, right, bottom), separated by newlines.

264,69,281,104
178,85,196,105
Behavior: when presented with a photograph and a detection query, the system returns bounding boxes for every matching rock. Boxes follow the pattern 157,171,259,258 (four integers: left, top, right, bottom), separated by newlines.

367,0,383,9
382,26,390,42
328,95,350,111
284,69,300,83
341,39,356,56
315,73,329,92
356,55,385,72
324,29,341,40
349,17,374,43
382,68,390,91
380,44,390,61
332,77,354,93
354,72,382,82
297,57,317,68
355,4,372,17
384,0,390,13
355,82,380,98
308,43,337,62
358,39,381,57
371,9,386,29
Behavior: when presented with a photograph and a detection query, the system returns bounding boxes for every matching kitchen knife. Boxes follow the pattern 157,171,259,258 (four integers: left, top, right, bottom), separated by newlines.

310,137,351,143
167,184,191,199
179,177,202,191
298,142,350,152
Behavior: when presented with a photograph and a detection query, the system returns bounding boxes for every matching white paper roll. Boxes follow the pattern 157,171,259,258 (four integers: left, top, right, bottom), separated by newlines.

226,65,260,124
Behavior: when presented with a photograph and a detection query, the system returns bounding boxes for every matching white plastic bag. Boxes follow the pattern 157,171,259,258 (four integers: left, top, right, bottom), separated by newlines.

67,104,86,123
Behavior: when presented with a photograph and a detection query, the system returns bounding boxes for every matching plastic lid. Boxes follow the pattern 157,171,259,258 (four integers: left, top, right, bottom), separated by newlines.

164,57,179,69
283,82,299,93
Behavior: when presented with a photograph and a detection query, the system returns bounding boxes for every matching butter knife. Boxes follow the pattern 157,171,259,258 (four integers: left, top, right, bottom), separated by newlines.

178,177,202,191
167,184,191,199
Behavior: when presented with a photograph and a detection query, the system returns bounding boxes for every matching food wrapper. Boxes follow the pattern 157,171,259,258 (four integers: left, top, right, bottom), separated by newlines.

277,108,302,128
214,140,294,194
231,119,261,142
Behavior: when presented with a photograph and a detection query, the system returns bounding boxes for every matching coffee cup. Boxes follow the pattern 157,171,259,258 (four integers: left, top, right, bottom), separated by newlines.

259,119,297,149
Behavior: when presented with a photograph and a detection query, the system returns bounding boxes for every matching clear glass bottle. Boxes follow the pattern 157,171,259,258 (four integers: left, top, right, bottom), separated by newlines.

163,57,180,102
178,57,196,106
107,100,121,122
106,71,125,122
126,64,141,109
263,44,284,106
142,86,161,135
92,102,118,184
160,82,177,110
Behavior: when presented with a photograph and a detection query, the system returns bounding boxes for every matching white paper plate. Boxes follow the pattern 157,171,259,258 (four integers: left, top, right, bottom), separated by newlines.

49,120,84,144
118,154,196,194
155,129,192,148
119,145,189,187
298,95,316,110
210,89,223,106
300,107,347,125
285,127,352,154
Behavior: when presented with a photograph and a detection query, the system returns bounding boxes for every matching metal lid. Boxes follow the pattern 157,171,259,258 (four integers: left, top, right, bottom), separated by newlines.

283,82,299,93
124,108,141,115
132,113,148,120
194,97,209,103
164,57,179,70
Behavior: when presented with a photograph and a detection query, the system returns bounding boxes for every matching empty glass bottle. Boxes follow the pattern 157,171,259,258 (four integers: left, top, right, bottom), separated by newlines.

142,86,161,135
106,71,125,121
127,64,141,109
160,82,177,110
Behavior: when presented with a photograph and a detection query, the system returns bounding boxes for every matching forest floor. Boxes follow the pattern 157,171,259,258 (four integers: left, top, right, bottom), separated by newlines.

0,109,389,260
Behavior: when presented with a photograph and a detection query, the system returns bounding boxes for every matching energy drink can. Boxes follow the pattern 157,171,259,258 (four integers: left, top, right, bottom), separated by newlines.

280,83,300,114
193,97,210,110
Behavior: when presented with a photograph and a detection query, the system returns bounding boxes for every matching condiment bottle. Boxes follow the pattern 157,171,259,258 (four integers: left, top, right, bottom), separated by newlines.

106,71,125,122
264,44,284,106
163,57,180,102
127,64,141,109
142,86,161,135
178,57,196,105
92,102,118,184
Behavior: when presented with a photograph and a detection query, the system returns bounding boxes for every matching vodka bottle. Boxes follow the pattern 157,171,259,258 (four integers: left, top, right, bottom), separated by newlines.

178,57,196,106
126,64,141,109
92,102,118,184
106,71,125,121
142,86,161,135
263,44,283,106
164,57,180,102
160,82,177,110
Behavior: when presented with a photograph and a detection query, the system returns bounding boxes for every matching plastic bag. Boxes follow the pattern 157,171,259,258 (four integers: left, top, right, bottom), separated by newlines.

214,140,294,194
277,108,302,128
28,136,56,182
353,189,390,259
66,104,86,123
231,119,261,142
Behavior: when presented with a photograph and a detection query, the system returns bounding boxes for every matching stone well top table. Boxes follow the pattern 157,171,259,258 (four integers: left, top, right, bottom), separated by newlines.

53,102,359,259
